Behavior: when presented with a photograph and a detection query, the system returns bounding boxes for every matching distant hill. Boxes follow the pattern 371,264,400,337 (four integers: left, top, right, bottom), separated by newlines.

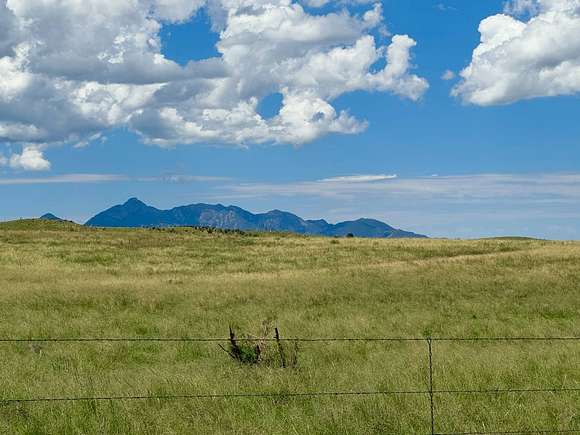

40,213,63,221
85,198,427,238
0,218,80,231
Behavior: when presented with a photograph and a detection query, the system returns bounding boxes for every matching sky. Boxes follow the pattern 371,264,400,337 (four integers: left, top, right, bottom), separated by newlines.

1,0,580,239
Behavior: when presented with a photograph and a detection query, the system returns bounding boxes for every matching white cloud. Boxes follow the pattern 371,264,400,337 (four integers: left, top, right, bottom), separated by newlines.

454,0,580,105
435,3,457,12
0,0,189,147
0,0,428,166
320,174,397,182
503,0,540,16
0,0,18,57
153,0,206,22
224,173,580,201
9,146,51,171
131,2,427,145
5,0,211,84
136,174,231,182
0,173,229,185
441,70,455,81
0,174,126,185
302,0,376,8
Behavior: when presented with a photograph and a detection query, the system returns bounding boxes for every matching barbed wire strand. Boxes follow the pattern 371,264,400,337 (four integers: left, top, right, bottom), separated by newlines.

1,336,580,343
436,387,580,395
3,386,579,405
438,430,580,434
3,388,580,435
1,389,427,404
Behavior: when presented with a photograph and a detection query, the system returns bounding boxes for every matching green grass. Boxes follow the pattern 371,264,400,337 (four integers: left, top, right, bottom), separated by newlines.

0,219,579,434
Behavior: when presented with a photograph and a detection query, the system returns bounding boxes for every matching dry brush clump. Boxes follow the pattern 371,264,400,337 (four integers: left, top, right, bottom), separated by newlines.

220,321,298,368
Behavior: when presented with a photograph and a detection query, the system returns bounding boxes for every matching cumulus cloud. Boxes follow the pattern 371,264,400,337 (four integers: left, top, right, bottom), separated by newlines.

0,0,210,152
0,0,18,57
9,146,51,171
153,0,206,22
503,0,540,16
454,0,580,105
0,0,427,168
5,0,211,84
130,1,427,145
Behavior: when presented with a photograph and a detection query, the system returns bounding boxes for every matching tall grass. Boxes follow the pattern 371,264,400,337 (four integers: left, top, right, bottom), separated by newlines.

0,220,579,434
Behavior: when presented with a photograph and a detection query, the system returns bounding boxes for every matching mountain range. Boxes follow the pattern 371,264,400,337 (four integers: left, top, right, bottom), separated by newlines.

83,198,427,238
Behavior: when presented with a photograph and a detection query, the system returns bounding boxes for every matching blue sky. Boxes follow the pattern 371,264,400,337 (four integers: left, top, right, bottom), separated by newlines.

1,0,580,239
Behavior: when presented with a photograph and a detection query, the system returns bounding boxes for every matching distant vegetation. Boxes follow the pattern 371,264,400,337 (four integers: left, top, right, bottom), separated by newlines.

483,236,544,241
0,219,579,434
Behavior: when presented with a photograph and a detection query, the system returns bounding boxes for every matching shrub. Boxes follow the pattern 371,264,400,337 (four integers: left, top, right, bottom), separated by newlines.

220,323,298,368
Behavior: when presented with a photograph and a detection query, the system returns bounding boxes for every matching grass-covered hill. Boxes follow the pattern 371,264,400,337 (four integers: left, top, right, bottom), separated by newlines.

0,220,579,434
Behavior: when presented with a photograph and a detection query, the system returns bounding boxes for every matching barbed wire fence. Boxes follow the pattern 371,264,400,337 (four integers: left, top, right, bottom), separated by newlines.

1,335,579,434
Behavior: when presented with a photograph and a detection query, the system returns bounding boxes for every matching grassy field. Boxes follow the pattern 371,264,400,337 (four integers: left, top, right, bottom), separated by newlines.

0,219,579,434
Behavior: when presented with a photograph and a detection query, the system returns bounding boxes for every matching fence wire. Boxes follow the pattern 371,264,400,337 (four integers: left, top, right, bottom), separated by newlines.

1,336,580,343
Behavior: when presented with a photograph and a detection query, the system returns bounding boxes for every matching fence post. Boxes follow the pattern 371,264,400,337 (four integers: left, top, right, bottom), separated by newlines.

275,327,286,368
427,337,435,435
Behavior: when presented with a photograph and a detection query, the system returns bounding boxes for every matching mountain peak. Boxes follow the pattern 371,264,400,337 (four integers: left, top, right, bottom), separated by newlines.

124,197,146,206
40,213,62,221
